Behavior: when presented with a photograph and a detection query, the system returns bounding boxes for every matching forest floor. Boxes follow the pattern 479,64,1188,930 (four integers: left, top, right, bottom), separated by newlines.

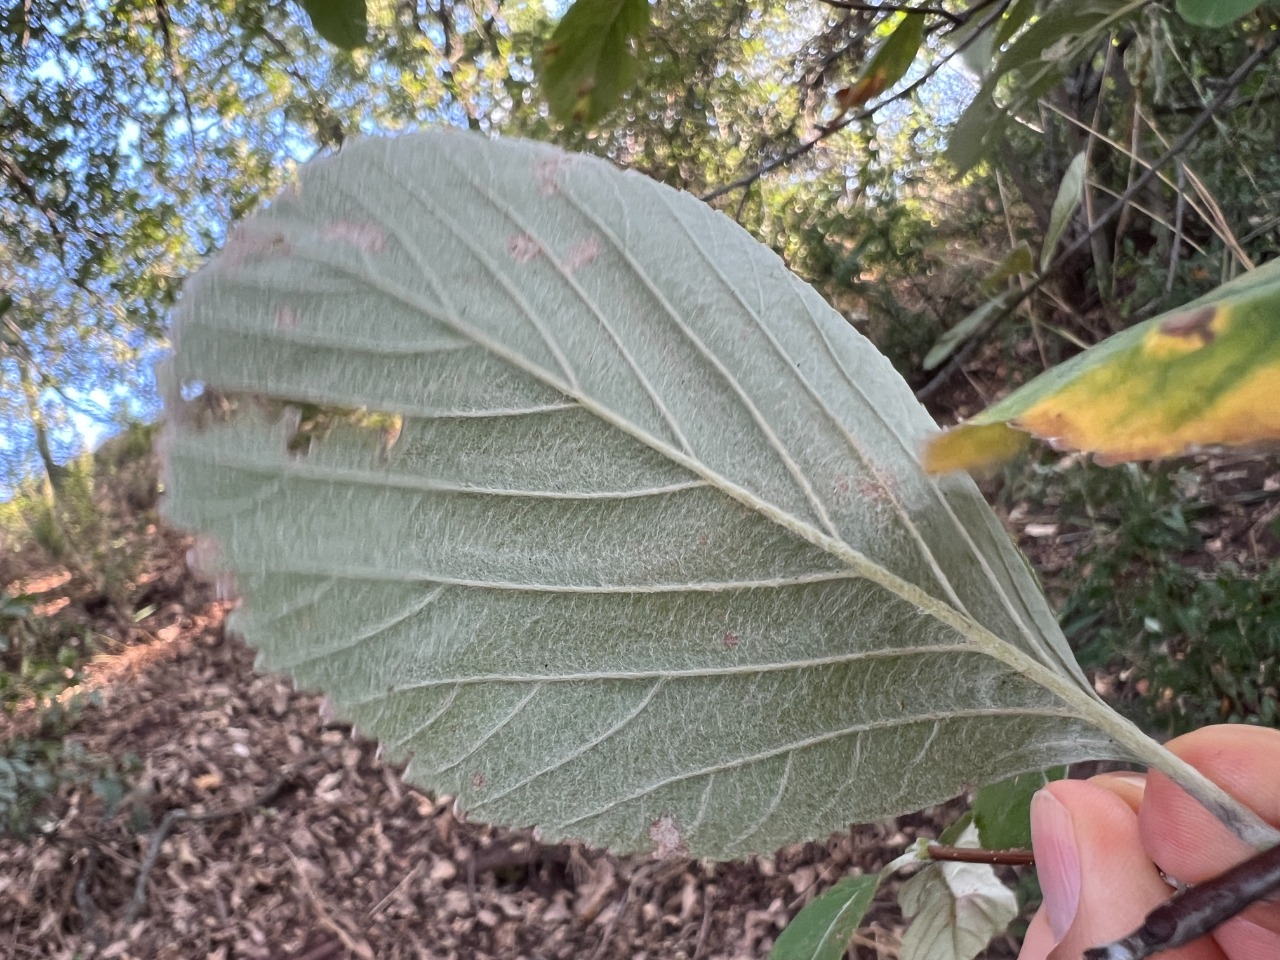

0,444,997,960
2,359,1278,960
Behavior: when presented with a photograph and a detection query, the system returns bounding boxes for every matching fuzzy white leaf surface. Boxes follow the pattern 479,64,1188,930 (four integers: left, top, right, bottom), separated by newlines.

162,132,1126,859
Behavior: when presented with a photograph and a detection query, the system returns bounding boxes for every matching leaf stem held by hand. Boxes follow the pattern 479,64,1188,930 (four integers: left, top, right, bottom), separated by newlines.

1083,839,1280,960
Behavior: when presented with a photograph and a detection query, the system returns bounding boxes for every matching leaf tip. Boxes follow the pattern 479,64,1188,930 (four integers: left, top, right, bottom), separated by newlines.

922,422,1030,475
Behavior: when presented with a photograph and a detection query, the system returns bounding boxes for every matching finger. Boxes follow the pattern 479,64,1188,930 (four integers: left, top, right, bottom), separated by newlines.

1017,906,1056,960
1090,771,1148,814
1140,726,1280,954
1141,725,1280,881
1032,780,1224,960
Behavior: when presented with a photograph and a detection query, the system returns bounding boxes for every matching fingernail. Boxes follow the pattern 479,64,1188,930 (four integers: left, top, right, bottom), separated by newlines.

1032,790,1081,943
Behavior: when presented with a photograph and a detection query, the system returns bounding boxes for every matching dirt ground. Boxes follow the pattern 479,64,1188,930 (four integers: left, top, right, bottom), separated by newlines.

0,503,1012,960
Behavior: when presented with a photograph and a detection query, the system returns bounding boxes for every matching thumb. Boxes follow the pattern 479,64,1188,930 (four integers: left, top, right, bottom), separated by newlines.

1020,780,1223,960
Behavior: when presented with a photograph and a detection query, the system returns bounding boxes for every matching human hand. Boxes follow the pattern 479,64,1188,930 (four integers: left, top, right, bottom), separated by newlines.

1018,725,1280,960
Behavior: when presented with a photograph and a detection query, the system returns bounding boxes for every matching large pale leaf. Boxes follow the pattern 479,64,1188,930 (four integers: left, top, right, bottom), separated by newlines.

162,132,1130,860
925,259,1280,474
898,824,1019,960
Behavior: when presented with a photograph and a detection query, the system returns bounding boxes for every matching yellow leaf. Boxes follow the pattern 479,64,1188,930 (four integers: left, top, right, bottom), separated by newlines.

924,260,1280,473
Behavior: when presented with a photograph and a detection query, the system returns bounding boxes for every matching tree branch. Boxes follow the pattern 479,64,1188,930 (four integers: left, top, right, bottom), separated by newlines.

0,147,66,249
814,0,965,26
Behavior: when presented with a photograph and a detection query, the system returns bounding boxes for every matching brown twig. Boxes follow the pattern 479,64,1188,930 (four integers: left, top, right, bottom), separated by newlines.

692,887,715,960
813,0,965,26
926,842,1035,866
0,147,66,249
1085,840,1280,960
74,844,103,946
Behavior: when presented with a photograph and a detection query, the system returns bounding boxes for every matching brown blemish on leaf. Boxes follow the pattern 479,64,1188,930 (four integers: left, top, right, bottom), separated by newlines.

221,226,291,269
856,476,888,502
506,233,542,263
321,221,387,253
470,771,486,791
648,814,688,859
564,235,601,272
1159,306,1217,344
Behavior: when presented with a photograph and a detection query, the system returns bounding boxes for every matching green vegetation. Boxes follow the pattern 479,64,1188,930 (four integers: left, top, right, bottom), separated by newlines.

1008,457,1280,736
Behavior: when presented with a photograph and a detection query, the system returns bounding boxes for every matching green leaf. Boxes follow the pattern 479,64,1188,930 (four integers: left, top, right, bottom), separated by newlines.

298,0,368,50
540,0,650,125
923,289,1020,372
980,241,1034,295
947,0,1145,173
899,824,1018,960
163,132,1139,861
844,13,926,107
1176,0,1265,27
971,767,1064,850
770,874,881,960
994,0,1039,48
1041,152,1087,272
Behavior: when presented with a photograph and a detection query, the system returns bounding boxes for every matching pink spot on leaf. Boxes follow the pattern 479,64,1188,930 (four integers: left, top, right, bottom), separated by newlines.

470,771,487,791
564,235,601,272
536,157,564,195
221,226,291,269
722,631,740,650
506,233,542,263
275,306,300,329
648,814,688,860
321,221,386,252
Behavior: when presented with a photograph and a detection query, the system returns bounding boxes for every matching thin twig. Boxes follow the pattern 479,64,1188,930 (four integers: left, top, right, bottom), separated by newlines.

288,848,376,960
699,0,1011,203
926,842,1035,866
692,887,714,960
813,0,965,26
1084,840,1280,960
916,35,1279,400
1165,161,1186,295
74,844,102,945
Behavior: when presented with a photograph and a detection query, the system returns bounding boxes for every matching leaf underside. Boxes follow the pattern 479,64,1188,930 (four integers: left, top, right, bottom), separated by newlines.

162,132,1123,860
